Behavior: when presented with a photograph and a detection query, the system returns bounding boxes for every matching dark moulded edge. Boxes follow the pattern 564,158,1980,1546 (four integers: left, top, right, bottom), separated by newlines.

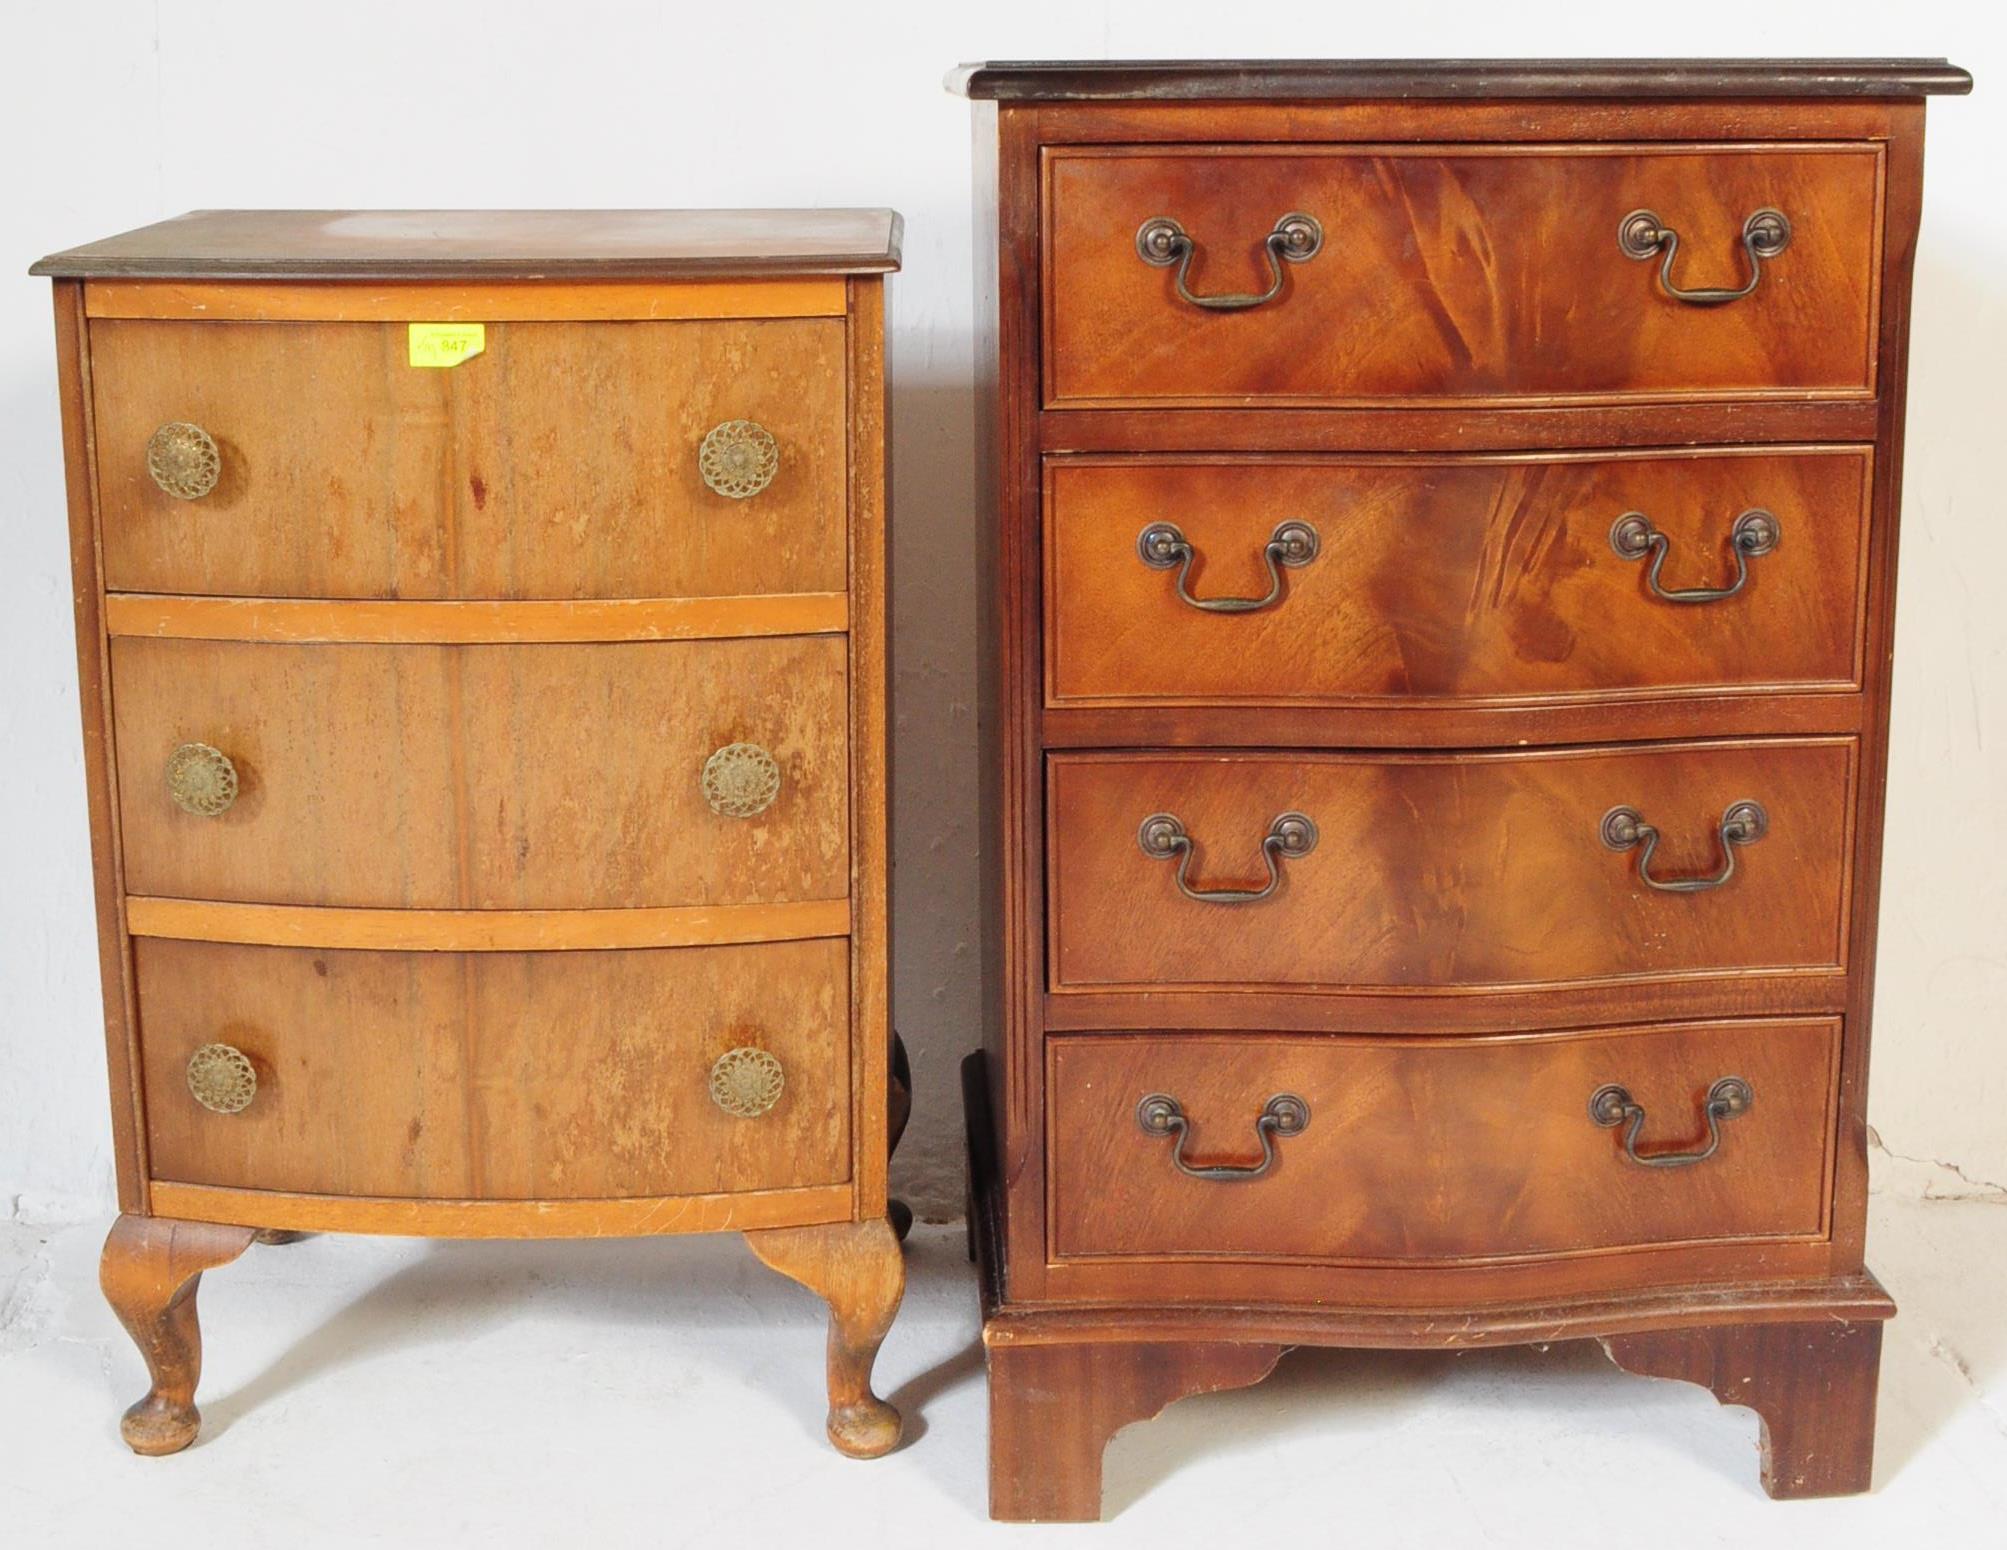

30,207,906,280
947,57,1974,102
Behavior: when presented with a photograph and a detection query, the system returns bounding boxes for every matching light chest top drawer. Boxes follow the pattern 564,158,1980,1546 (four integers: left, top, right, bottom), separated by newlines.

1048,740,1854,994
1047,447,1870,707
1045,143,1882,407
89,315,847,600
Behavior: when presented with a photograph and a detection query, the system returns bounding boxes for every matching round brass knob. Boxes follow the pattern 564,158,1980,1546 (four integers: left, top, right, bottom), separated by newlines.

710,1047,784,1118
186,1043,257,1115
146,422,221,500
698,419,779,499
165,742,239,817
702,742,780,818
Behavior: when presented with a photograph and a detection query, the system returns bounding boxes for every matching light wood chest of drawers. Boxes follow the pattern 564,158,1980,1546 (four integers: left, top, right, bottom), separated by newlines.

955,58,1971,1520
34,209,908,1459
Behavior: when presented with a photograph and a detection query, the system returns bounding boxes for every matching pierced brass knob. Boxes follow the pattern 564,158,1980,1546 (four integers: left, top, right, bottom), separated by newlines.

186,1043,257,1115
698,419,779,499
146,422,221,500
165,742,239,817
702,742,780,818
710,1047,784,1118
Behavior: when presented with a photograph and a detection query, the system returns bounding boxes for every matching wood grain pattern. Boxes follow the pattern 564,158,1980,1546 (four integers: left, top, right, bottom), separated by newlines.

1047,449,1870,706
1048,1023,1838,1264
90,317,846,600
1604,1319,1884,1497
1046,144,1882,405
844,278,892,1220
83,278,846,322
99,1215,256,1455
124,897,848,952
137,937,850,1200
106,592,847,644
52,281,150,1212
112,635,847,911
1049,741,1854,992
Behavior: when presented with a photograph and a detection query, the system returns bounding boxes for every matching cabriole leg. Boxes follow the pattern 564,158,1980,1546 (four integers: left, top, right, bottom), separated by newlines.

99,1214,257,1455
744,1218,905,1458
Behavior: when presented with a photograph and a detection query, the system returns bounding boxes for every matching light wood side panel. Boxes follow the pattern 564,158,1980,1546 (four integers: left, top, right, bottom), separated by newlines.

1049,1021,1838,1263
85,278,847,321
1046,143,1882,405
1049,740,1854,993
1046,448,1871,706
90,317,846,600
113,636,848,910
138,938,851,1200
846,277,892,1217
105,592,846,644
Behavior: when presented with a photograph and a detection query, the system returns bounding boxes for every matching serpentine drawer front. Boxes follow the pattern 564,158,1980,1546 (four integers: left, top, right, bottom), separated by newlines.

1046,143,1882,406
1048,1023,1838,1265
1047,741,1853,992
958,58,1969,1521
37,209,910,1459
1045,449,1872,706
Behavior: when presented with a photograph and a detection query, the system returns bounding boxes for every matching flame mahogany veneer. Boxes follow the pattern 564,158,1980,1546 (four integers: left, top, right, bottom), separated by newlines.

956,58,1970,1521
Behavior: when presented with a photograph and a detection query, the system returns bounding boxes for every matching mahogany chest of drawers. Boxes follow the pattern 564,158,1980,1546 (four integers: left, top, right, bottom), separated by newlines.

954,58,1971,1520
33,209,908,1458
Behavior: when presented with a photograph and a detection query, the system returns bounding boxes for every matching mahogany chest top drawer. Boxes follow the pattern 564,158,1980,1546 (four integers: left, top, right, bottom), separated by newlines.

1045,143,1883,407
89,314,848,600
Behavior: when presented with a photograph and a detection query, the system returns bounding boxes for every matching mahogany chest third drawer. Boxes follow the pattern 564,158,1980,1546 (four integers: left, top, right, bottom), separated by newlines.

955,58,1972,1520
35,209,908,1460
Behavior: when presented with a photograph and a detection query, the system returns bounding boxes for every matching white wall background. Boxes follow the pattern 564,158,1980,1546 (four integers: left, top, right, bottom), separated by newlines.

1,2,2001,1223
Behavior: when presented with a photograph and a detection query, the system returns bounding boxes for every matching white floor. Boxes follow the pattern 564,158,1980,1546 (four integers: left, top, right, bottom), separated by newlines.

2,1197,2002,1549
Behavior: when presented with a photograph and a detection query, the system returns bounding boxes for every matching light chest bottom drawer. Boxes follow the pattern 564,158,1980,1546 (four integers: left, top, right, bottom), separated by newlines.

137,937,850,1200
1049,1022,1838,1265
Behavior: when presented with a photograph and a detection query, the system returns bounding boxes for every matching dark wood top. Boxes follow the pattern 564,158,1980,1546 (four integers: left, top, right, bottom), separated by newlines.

31,208,904,280
949,57,1972,102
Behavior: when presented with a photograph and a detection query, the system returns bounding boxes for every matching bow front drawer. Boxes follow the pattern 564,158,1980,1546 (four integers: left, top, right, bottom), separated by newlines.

1049,1021,1838,1265
1047,448,1870,706
1048,741,1853,993
111,635,847,910
137,936,850,1200
88,315,847,600
1045,143,1882,406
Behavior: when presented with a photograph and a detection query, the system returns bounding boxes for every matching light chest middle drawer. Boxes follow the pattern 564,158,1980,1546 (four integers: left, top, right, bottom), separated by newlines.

89,315,847,600
1046,448,1870,707
112,634,846,910
1048,741,1853,993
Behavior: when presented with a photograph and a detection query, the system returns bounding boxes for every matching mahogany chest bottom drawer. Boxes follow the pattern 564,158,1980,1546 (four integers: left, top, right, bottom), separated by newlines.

1049,1022,1838,1264
137,936,851,1200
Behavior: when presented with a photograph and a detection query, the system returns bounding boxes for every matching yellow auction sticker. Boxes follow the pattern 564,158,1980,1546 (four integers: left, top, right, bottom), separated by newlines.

408,323,485,368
